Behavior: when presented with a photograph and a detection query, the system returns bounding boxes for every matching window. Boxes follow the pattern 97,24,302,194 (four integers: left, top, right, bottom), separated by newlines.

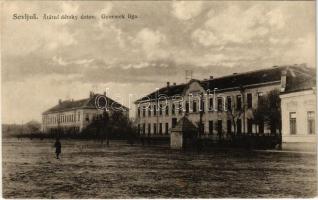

165,123,169,135
159,123,162,134
137,124,140,134
159,105,163,116
308,111,315,134
78,112,80,121
142,124,146,135
148,124,151,135
201,101,205,112
209,120,213,134
148,107,151,116
137,107,141,117
290,112,296,135
142,106,146,117
237,119,242,134
227,96,232,111
227,120,232,133
153,123,157,134
247,119,253,133
217,98,223,111
178,103,183,114
165,105,169,115
172,118,177,128
209,98,213,111
186,102,189,113
257,92,264,106
247,93,252,108
193,101,197,112
172,104,176,115
153,105,157,116
236,95,242,110
217,120,222,135
85,114,89,122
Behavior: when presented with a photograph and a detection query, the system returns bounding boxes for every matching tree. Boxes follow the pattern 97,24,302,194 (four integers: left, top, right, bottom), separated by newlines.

25,120,41,134
253,89,281,135
227,87,245,136
102,110,110,144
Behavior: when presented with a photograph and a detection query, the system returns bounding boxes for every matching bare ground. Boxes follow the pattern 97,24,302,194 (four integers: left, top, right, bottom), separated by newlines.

2,138,317,198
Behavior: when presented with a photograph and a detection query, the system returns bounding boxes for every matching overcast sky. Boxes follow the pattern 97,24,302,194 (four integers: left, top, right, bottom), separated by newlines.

1,1,315,124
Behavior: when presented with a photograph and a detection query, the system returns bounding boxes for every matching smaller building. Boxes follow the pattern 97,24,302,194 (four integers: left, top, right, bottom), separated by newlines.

280,69,316,152
170,116,197,149
42,92,129,135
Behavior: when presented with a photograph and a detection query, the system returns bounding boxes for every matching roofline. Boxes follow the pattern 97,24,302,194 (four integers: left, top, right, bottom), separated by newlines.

42,105,129,115
134,80,281,104
134,65,311,104
43,94,129,115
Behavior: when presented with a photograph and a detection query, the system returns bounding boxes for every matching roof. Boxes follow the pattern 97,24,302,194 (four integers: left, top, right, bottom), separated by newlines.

284,67,316,93
135,65,315,103
171,116,197,133
43,94,129,114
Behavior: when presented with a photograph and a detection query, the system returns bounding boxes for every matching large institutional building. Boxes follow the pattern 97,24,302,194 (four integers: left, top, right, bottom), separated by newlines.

42,92,129,134
134,65,316,142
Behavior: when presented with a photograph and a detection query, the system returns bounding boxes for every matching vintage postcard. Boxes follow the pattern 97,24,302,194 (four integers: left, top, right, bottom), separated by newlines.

1,0,316,198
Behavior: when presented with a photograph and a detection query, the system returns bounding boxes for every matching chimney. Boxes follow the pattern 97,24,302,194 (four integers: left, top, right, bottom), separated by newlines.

281,69,287,92
167,82,170,88
103,91,106,96
210,76,214,79
89,91,94,98
59,99,62,104
173,82,176,86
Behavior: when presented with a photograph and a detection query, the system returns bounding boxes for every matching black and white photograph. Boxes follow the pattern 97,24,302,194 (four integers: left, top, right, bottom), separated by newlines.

1,0,317,198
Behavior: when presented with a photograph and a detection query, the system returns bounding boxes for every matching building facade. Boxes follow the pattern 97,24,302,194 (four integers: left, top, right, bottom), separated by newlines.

280,72,316,151
135,65,315,140
42,92,129,134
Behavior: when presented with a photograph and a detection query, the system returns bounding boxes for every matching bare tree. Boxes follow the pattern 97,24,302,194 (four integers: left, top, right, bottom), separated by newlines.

227,87,245,136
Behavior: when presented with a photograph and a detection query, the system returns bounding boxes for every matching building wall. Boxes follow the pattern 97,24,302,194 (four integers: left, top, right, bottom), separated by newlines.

280,90,316,147
135,80,281,138
42,108,105,133
42,109,81,133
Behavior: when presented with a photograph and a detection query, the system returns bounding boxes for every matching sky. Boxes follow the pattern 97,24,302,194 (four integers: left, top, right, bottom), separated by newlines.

1,1,316,124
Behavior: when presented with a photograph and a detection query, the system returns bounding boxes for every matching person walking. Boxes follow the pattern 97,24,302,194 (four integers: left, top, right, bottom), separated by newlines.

54,138,61,159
